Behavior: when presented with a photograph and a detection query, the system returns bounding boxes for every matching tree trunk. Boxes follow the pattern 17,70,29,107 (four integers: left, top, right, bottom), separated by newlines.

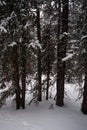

56,0,68,106
46,65,50,100
61,0,69,102
12,45,20,109
21,44,26,109
81,0,87,114
56,0,63,106
36,5,42,101
81,70,87,114
46,26,51,101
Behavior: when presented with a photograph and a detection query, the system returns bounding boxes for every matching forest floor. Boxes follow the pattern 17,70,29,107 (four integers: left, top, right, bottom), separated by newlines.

0,83,87,130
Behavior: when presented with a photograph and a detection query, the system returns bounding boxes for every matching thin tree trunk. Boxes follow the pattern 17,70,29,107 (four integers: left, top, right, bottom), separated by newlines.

56,0,63,106
12,45,20,109
21,44,26,109
81,69,87,114
46,65,50,100
46,26,50,101
61,0,68,102
36,5,42,101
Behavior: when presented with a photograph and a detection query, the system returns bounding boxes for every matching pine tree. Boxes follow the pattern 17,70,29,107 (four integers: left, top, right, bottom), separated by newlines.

0,0,32,109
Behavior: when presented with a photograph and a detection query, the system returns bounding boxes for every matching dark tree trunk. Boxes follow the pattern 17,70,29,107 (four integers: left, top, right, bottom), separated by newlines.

56,0,68,106
21,44,26,109
46,26,51,101
46,63,50,100
81,0,87,114
12,45,20,109
56,0,63,106
81,70,87,114
36,5,42,101
61,0,68,104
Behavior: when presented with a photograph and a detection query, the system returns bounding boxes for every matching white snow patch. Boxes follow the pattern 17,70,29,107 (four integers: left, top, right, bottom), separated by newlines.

0,83,87,130
8,42,17,47
19,38,23,43
62,53,74,61
69,40,79,43
24,21,31,29
81,35,87,40
0,1,6,6
0,25,7,33
63,32,70,36
28,40,42,49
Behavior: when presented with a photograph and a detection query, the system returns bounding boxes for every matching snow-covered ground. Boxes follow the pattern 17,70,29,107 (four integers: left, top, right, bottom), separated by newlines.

0,83,87,130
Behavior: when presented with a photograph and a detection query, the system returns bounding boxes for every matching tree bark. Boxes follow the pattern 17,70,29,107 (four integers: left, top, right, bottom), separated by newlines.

46,26,51,101
81,0,87,114
12,45,20,109
36,4,42,101
61,0,69,100
56,0,63,106
81,69,87,114
46,63,50,100
56,0,68,106
21,44,26,109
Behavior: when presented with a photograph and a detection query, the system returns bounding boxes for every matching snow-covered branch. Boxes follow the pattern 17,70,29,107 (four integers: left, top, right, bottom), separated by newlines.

62,53,74,61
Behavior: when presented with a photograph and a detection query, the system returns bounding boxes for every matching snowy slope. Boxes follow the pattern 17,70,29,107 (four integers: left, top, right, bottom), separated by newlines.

0,83,87,130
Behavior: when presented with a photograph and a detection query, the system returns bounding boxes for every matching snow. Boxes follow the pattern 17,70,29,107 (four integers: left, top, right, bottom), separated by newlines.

62,53,74,61
0,1,2,6
63,32,70,36
19,38,23,43
24,21,31,30
81,35,87,40
0,1,6,6
28,40,42,49
0,25,7,33
0,83,87,130
8,42,17,47
68,40,79,44
59,32,70,40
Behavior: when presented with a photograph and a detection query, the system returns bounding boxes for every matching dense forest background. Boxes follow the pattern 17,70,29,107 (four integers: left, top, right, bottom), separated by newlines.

0,0,87,114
